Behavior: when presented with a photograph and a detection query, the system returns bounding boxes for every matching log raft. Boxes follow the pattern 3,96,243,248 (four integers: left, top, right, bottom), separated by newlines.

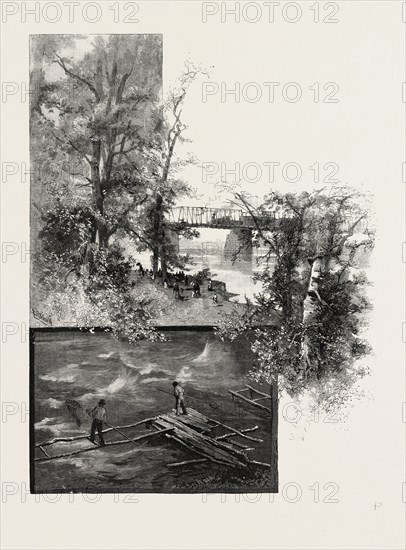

34,407,269,469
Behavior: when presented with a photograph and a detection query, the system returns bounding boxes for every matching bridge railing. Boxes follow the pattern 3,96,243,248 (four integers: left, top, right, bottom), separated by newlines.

168,206,284,227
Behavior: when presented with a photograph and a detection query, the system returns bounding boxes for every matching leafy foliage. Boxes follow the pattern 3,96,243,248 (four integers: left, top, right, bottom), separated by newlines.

30,37,206,338
217,185,375,410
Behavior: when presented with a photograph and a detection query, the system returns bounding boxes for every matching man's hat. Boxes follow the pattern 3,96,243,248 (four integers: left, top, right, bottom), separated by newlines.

172,381,178,386
98,399,106,405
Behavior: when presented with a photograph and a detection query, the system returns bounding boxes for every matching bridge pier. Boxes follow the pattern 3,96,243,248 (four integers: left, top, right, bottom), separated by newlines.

167,229,180,254
224,229,253,260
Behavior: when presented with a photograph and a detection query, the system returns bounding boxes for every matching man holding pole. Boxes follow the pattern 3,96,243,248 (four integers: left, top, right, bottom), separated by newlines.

88,399,107,446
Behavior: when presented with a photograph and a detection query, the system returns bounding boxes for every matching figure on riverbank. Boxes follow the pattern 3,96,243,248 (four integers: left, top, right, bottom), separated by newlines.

172,381,187,416
88,399,107,446
207,279,213,291
192,281,201,298
173,281,181,299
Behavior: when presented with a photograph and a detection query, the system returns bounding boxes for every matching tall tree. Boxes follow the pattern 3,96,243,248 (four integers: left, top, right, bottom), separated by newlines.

31,34,163,258
146,62,209,278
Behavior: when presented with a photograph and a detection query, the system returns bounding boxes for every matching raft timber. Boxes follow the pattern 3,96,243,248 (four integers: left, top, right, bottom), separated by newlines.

35,407,270,469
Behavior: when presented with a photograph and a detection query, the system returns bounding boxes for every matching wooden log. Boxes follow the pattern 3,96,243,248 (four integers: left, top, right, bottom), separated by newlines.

167,458,208,468
207,415,264,442
229,390,272,413
34,427,174,462
220,438,255,451
156,417,243,460
248,459,272,469
36,417,158,447
154,417,248,467
158,427,235,467
159,415,248,458
38,445,51,458
245,385,272,400
169,412,211,432
215,426,259,441
253,396,272,402
104,421,141,448
168,451,259,469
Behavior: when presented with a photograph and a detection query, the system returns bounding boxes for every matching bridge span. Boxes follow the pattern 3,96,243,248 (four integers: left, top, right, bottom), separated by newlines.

167,206,281,229
166,206,282,258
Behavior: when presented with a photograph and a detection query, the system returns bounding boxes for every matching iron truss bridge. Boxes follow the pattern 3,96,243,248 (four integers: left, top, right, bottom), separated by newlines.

167,206,282,229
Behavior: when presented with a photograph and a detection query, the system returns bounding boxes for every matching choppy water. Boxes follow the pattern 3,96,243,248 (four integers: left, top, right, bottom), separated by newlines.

33,330,275,493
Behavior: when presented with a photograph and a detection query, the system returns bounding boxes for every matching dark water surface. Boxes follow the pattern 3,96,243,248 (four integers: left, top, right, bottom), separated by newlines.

32,330,275,493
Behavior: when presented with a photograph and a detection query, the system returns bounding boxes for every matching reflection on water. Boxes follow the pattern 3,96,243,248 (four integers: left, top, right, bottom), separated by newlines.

33,330,275,493
189,253,267,302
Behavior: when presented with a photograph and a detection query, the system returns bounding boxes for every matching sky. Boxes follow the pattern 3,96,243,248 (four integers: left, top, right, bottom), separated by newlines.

40,10,404,244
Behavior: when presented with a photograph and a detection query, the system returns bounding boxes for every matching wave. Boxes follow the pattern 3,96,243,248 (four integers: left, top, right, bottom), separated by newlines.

105,369,139,394
39,364,80,383
118,352,139,370
191,341,211,364
139,363,158,375
141,376,170,384
34,418,79,436
35,417,57,429
98,352,115,359
176,365,195,383
41,398,63,409
191,340,225,365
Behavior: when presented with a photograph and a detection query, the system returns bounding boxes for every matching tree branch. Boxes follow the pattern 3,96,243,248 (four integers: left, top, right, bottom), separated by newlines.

53,53,100,101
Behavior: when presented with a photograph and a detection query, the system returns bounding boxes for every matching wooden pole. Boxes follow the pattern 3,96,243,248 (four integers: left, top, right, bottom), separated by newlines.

167,458,208,468
229,390,272,413
103,421,141,448
38,445,51,458
35,427,174,462
214,426,259,441
207,415,264,442
248,459,272,469
245,384,272,400
37,417,158,448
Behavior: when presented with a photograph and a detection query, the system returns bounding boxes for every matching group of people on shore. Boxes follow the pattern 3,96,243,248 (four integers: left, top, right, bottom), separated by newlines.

135,262,222,305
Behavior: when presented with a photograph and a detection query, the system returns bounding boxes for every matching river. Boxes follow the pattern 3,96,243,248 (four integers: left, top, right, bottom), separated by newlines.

127,228,272,303
33,330,276,493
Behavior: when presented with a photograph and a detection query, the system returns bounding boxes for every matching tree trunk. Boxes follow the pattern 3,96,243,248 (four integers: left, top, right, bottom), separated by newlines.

90,139,108,250
270,379,279,491
299,258,322,377
152,193,164,277
161,255,167,280
152,249,159,277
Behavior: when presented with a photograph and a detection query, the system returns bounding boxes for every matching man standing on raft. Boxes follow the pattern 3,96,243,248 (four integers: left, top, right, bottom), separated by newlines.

172,381,187,416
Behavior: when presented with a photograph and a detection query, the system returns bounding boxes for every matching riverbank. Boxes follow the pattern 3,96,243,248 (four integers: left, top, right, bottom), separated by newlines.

147,276,247,326
30,273,249,328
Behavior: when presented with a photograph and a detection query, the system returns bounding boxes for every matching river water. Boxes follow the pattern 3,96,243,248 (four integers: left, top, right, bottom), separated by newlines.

186,253,267,302
33,330,276,493
128,229,271,303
